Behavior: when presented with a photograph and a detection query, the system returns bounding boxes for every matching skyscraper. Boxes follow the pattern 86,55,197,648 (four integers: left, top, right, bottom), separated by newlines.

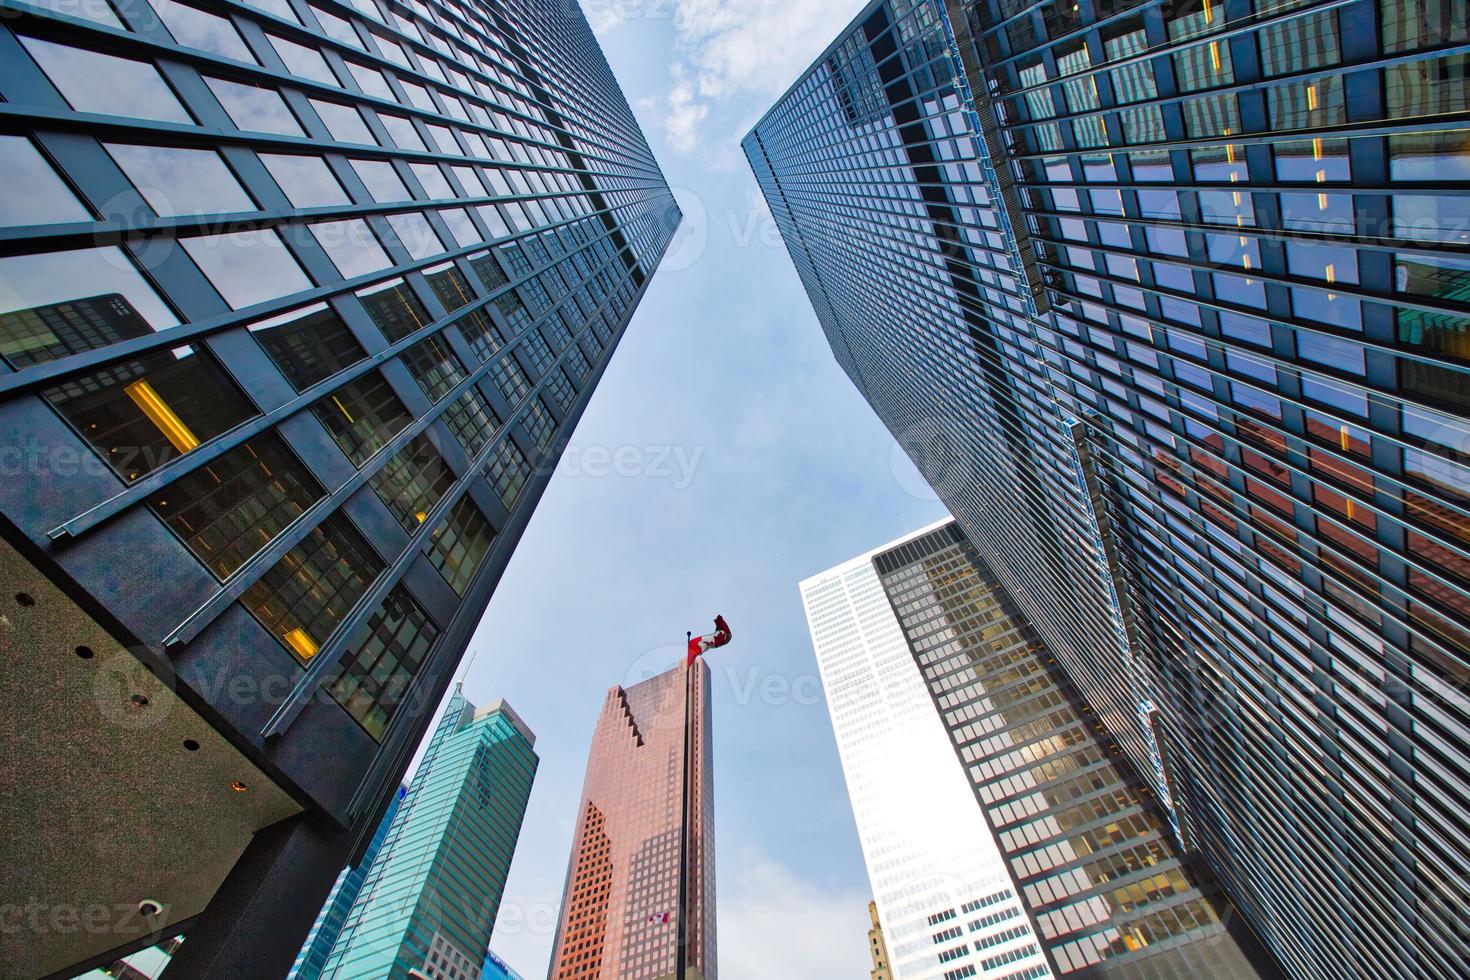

323,690,537,979
289,785,407,980
548,662,716,980
800,532,1049,980
751,2,1469,978
867,901,892,980
0,0,676,975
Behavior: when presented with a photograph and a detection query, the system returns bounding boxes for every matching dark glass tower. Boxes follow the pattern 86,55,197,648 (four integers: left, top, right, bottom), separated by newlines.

0,0,677,976
748,2,1470,978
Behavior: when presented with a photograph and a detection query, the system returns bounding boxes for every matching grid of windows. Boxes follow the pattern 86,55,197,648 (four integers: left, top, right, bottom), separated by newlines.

369,435,455,533
750,2,1470,979
425,496,494,595
329,586,440,741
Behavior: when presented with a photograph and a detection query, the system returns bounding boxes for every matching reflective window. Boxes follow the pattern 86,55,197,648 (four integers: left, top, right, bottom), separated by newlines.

151,0,256,63
358,278,431,342
242,511,384,663
328,586,439,740
243,0,298,23
260,153,350,208
248,303,365,390
27,0,123,29
0,247,178,368
309,218,393,279
180,230,313,309
441,388,499,455
149,432,323,580
438,207,481,246
22,37,193,124
347,61,395,100
386,212,446,260
425,496,493,595
106,143,254,216
269,34,337,85
311,6,363,49
0,135,90,227
485,437,529,509
1297,331,1366,374
43,344,256,481
206,77,305,136
380,114,427,151
402,335,465,402
312,99,378,145
410,162,454,199
351,158,411,201
312,371,411,465
369,434,454,531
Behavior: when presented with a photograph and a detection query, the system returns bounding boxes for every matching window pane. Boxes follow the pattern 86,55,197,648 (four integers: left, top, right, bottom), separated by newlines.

269,34,337,85
311,6,362,49
206,77,305,136
248,303,365,391
423,263,476,313
151,0,256,62
0,135,90,227
242,0,298,23
386,212,446,260
43,344,256,481
438,207,481,246
312,371,410,465
351,158,411,202
402,335,465,402
369,434,454,531
149,432,323,579
106,143,254,216
0,247,178,368
241,512,383,662
259,153,350,208
328,586,439,741
380,114,427,152
309,218,392,278
411,162,453,199
22,37,192,124
313,100,378,145
358,278,432,343
180,229,313,309
28,0,123,29
440,388,499,456
485,437,529,509
347,61,395,100
425,496,493,595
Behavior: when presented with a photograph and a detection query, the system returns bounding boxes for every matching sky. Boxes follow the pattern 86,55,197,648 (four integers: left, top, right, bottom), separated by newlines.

413,2,949,976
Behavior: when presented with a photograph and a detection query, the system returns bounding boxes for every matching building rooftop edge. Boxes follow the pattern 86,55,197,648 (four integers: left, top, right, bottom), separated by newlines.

798,517,956,591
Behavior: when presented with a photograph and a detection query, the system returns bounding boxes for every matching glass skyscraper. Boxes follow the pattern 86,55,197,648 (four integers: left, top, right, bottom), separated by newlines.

290,785,407,980
322,690,537,979
750,2,1469,978
0,0,675,975
548,662,716,980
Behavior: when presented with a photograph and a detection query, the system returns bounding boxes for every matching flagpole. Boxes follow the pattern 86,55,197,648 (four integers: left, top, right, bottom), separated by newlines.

676,630,693,980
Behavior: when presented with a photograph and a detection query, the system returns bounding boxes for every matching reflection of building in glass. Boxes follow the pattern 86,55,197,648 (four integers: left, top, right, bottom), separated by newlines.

752,2,1470,978
0,1,676,976
549,663,716,980
324,691,537,980
479,948,524,980
288,786,406,980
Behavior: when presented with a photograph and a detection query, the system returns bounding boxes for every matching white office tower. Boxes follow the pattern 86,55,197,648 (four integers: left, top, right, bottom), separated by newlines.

800,523,1051,980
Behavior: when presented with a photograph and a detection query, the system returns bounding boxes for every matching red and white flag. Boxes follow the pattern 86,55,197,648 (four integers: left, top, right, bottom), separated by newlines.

649,911,670,924
687,615,732,666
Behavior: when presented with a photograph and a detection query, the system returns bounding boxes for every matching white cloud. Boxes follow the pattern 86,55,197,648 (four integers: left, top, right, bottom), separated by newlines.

648,0,865,154
720,852,873,979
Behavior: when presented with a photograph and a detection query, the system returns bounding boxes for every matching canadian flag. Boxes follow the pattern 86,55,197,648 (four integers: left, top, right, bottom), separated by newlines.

687,615,732,666
649,911,671,924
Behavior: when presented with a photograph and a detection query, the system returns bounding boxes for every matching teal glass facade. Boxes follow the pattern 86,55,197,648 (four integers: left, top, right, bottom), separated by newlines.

322,690,537,979
748,1,1470,978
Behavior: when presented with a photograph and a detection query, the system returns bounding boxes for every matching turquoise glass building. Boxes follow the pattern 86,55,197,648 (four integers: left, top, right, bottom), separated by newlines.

322,689,537,979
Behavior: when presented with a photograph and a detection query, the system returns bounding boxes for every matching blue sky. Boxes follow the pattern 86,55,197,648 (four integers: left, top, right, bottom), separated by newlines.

416,2,948,975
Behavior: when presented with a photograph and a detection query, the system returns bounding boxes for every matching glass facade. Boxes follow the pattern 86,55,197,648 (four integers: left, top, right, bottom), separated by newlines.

748,2,1470,978
322,692,537,979
0,0,675,972
548,662,716,980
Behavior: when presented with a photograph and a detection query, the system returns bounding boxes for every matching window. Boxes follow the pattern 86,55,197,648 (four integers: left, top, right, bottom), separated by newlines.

485,438,529,509
259,153,350,208
269,34,337,85
456,310,503,363
329,586,439,740
380,114,428,152
358,278,431,343
313,371,411,465
0,247,179,368
370,435,454,531
309,219,393,279
386,212,445,260
351,158,411,202
149,432,322,579
27,0,123,28
180,230,313,309
23,37,194,124
438,208,481,246
402,335,466,402
0,136,90,227
242,512,384,662
1259,7,1341,76
43,344,257,482
107,143,254,216
425,496,494,595
151,0,256,62
441,389,500,456
313,100,378,145
206,77,305,136
411,163,454,199
523,396,555,451
423,263,476,313
249,303,365,390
